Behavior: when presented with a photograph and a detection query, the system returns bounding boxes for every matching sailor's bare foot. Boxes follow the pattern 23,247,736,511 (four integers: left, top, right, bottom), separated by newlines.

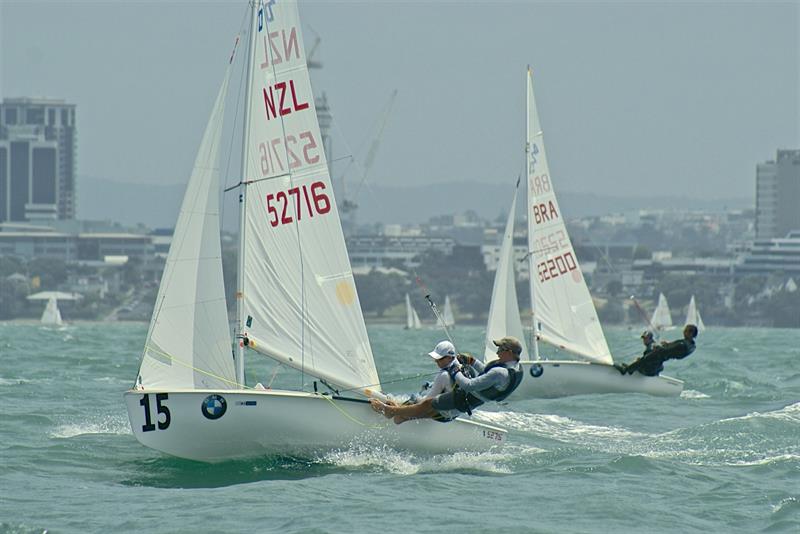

393,416,409,425
370,398,392,418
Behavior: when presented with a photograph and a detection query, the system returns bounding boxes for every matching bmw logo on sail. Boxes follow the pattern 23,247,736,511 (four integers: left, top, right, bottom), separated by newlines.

201,394,227,420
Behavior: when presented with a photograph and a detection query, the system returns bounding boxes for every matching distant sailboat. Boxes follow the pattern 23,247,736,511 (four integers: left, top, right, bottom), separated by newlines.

404,293,422,330
123,0,505,461
482,69,682,398
41,296,63,326
651,293,674,331
684,295,705,331
438,296,455,329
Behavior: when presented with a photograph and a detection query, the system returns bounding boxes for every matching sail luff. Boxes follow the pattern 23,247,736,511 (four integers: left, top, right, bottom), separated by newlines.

526,69,613,365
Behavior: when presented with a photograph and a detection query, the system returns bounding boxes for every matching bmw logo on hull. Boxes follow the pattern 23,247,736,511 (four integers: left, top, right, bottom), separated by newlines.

201,394,227,420
529,364,544,378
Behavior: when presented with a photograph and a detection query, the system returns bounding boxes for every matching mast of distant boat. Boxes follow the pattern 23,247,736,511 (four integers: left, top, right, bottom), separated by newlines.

527,66,540,362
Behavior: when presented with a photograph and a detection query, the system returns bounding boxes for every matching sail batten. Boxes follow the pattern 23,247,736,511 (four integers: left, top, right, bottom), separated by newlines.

526,71,613,365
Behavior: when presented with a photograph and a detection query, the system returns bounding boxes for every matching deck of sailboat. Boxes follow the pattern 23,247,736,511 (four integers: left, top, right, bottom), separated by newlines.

124,388,507,461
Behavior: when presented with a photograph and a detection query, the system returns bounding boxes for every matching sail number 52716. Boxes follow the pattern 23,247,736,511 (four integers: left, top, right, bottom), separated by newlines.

266,181,331,227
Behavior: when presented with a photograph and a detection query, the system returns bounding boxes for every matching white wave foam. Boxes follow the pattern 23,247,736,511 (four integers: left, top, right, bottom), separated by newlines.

680,389,710,399
320,442,536,475
51,415,130,438
0,377,32,385
720,401,800,424
476,410,647,444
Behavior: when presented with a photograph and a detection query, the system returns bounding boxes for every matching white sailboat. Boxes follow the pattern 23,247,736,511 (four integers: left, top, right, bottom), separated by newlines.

438,295,455,329
404,293,422,330
482,69,682,398
684,295,705,331
41,296,63,326
651,293,674,331
124,1,505,462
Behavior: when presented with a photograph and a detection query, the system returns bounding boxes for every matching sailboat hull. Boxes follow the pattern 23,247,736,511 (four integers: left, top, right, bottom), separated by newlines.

124,389,507,462
511,360,683,399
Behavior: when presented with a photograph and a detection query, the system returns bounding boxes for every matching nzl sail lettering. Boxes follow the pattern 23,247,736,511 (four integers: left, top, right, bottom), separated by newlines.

263,80,310,121
257,130,320,176
259,27,300,69
265,181,331,227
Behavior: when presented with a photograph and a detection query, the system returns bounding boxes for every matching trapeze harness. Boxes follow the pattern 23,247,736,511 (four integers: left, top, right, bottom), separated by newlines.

432,360,523,422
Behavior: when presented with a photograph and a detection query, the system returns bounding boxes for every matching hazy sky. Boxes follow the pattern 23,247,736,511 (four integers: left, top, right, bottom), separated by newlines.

1,0,798,204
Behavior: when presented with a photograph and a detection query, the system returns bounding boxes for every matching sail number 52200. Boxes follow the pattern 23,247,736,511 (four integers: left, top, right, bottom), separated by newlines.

265,181,331,227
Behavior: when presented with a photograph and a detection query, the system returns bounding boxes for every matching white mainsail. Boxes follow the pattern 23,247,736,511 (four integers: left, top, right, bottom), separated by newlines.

684,295,705,331
526,70,612,365
240,1,379,393
41,296,62,326
136,71,235,390
651,293,673,331
484,182,528,362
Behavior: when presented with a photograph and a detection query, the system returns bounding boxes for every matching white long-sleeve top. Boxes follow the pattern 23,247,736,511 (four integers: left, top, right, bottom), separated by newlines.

421,369,455,400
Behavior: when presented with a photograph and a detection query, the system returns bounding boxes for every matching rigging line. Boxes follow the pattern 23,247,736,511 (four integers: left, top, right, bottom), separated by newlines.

318,394,383,429
220,11,251,229
223,172,293,192
143,345,245,389
412,272,457,349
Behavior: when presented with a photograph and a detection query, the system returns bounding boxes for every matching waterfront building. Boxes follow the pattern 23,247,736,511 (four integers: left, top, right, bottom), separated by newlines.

755,149,800,240
0,98,77,222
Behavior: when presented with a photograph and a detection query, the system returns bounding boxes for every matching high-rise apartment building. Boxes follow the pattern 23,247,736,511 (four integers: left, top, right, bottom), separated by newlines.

755,149,800,239
0,98,76,222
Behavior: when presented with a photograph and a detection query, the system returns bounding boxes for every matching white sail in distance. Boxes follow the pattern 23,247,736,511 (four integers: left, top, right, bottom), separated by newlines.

651,293,673,331
41,297,62,326
136,71,235,390
439,296,455,328
526,69,612,365
484,182,528,362
684,295,705,331
240,1,379,393
405,293,421,330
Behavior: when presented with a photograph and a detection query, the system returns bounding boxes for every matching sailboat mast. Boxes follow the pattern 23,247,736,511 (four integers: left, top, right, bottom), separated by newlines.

235,1,258,386
527,67,540,361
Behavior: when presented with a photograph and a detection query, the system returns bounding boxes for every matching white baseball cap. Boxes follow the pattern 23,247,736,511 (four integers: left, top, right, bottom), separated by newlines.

428,340,456,360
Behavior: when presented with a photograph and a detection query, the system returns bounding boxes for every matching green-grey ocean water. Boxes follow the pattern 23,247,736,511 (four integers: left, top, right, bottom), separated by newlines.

0,322,798,533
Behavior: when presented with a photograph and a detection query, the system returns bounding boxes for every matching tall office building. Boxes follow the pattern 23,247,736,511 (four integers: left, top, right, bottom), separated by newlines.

0,98,76,222
755,149,800,239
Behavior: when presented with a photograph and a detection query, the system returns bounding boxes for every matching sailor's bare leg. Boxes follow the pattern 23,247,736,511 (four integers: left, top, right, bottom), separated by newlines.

370,398,437,422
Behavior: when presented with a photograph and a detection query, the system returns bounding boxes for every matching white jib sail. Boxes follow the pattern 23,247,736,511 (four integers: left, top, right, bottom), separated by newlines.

484,183,528,362
240,1,379,393
41,296,62,326
137,70,235,390
685,295,705,331
651,293,673,330
526,69,612,365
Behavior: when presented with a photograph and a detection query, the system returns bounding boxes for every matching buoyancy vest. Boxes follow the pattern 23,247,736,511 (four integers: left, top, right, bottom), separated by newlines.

476,359,524,401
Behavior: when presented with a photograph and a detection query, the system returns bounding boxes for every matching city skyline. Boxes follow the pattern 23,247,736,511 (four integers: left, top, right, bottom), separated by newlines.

1,0,797,217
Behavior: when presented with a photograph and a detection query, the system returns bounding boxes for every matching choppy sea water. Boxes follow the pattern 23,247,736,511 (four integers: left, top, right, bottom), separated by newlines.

0,322,798,533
